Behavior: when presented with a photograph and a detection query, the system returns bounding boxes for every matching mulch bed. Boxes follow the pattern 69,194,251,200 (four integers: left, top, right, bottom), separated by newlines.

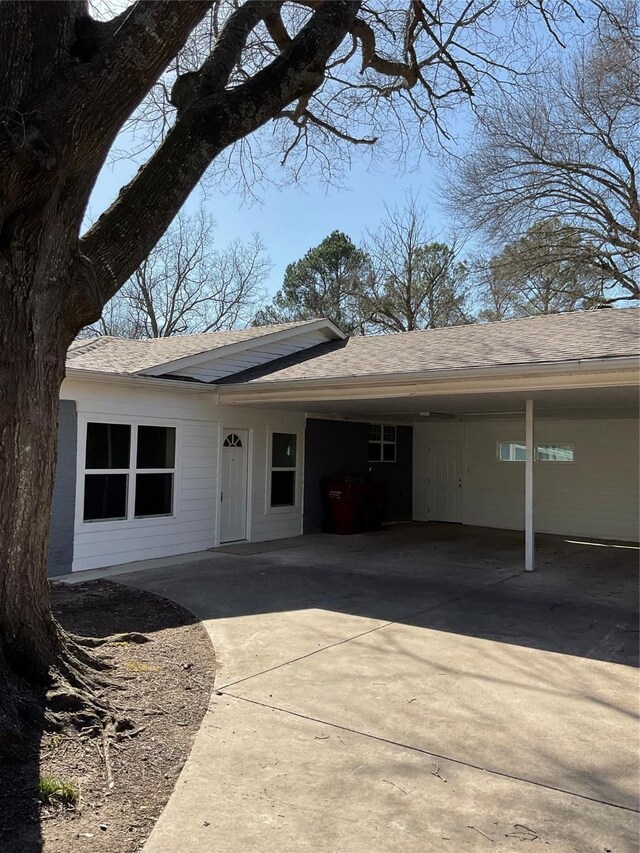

0,580,217,853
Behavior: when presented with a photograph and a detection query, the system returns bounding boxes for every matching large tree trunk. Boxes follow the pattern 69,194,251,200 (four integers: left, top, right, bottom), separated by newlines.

0,330,65,674
0,218,81,732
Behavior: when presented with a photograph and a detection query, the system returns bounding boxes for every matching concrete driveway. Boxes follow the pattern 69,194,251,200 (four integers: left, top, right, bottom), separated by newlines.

97,524,638,852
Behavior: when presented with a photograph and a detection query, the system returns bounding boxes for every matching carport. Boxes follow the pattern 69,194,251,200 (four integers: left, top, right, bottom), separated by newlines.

216,335,640,569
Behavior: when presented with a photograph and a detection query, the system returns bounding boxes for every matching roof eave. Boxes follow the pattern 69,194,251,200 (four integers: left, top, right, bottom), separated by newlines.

64,367,214,392
215,355,640,399
136,319,346,377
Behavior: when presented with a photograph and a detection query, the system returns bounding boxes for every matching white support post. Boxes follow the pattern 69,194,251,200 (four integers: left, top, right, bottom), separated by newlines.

524,398,534,572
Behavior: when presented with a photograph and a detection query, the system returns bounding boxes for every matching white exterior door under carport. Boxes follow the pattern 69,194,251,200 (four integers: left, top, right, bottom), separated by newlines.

427,440,463,522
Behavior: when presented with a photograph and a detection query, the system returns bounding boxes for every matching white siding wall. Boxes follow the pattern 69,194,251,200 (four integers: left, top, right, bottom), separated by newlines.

413,417,639,542
170,330,330,382
62,378,306,571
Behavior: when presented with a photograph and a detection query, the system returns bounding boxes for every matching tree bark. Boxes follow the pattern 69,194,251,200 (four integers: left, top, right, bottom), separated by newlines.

0,232,75,677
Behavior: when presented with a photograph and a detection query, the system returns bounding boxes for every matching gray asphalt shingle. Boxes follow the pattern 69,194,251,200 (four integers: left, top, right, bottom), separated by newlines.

66,322,316,375
219,308,640,386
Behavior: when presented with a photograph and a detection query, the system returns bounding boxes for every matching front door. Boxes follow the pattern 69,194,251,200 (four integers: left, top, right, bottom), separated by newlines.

220,429,248,543
427,440,463,523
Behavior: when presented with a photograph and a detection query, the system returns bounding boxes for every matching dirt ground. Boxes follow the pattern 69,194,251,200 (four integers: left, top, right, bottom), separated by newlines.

0,580,216,853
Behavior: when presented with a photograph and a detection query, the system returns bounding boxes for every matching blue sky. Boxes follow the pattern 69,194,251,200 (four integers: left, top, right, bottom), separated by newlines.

87,142,452,298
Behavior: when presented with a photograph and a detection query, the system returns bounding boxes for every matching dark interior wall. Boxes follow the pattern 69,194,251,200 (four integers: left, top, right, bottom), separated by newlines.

304,418,413,533
48,400,77,577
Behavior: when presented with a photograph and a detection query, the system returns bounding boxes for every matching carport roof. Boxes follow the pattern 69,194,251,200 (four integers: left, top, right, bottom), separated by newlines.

218,308,640,386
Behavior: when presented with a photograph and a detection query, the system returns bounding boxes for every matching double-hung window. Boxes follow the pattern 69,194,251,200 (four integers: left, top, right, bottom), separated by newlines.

83,422,176,522
270,432,297,507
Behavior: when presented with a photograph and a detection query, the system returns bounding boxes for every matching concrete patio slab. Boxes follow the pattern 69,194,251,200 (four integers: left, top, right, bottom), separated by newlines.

90,524,638,852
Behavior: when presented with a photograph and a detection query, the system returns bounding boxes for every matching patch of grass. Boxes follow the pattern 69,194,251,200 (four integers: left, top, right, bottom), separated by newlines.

45,734,62,750
125,659,158,673
38,776,79,807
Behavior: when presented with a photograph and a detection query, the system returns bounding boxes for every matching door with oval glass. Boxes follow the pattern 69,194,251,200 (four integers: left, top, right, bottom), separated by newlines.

427,440,463,523
220,429,248,543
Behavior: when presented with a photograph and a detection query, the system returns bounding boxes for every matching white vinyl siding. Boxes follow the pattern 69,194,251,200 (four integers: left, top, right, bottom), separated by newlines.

170,330,330,382
62,377,306,571
414,418,639,542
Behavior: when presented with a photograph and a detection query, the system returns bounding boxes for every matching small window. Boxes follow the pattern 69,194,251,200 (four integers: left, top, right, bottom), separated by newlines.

497,441,527,462
368,424,396,463
270,432,297,507
497,441,576,463
223,433,243,448
536,444,574,463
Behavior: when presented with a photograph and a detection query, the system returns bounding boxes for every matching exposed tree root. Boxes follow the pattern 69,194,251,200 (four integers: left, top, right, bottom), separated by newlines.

1,623,151,750
43,626,146,735
72,631,150,648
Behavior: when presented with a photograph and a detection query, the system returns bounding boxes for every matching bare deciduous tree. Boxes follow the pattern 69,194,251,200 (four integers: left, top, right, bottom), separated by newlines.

446,5,640,299
364,198,470,332
475,219,611,321
0,0,594,734
83,210,269,338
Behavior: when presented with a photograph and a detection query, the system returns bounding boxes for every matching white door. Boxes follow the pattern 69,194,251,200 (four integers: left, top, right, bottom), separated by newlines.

427,440,463,523
220,429,248,543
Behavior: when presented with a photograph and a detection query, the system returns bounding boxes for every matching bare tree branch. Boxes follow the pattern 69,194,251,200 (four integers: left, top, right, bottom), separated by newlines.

445,3,639,298
81,208,269,338
80,1,361,305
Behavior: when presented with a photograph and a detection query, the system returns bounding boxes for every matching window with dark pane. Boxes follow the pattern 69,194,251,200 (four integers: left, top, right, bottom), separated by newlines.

368,442,382,462
83,473,127,521
270,432,297,507
85,422,130,469
382,442,396,462
137,425,176,468
135,473,174,517
272,433,296,468
271,471,295,507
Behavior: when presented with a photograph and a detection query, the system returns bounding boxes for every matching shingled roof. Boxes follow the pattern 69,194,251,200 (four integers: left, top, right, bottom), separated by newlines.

218,308,640,386
66,322,318,375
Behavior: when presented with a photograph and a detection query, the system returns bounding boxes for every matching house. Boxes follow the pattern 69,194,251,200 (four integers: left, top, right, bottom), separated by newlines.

49,308,640,577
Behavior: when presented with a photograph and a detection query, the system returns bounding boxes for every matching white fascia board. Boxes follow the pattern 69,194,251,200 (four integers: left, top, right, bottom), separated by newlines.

215,357,640,404
65,367,214,393
137,319,346,378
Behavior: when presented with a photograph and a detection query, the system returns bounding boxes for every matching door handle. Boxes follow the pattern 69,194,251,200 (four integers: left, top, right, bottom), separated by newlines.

221,491,224,502
457,479,463,488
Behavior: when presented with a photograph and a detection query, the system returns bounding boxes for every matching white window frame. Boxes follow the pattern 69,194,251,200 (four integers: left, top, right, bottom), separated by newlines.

78,416,180,527
496,440,576,463
535,443,575,463
496,440,527,462
266,428,301,513
368,423,397,463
